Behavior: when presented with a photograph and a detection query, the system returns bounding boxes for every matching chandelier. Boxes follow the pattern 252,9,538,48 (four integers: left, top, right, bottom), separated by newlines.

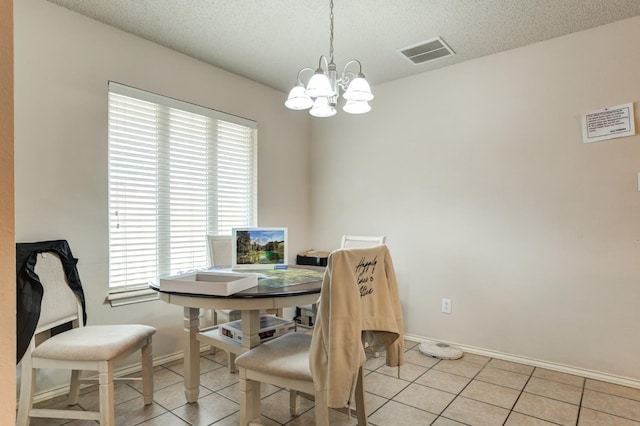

284,0,374,117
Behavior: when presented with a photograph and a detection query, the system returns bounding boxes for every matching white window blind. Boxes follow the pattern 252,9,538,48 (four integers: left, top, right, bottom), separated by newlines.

108,82,257,291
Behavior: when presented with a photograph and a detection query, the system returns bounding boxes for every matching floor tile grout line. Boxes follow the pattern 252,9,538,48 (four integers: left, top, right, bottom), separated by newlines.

433,355,502,424
586,386,640,404
504,366,538,426
575,378,587,426
577,396,640,425
133,410,181,426
359,352,446,422
365,353,446,421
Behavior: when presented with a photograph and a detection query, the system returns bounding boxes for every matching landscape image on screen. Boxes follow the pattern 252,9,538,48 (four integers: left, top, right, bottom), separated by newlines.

236,229,285,265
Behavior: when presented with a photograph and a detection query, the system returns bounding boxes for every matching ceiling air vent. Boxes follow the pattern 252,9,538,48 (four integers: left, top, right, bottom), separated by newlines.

398,37,455,65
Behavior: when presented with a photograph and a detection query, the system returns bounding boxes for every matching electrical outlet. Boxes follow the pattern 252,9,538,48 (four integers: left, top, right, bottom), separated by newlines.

441,298,452,314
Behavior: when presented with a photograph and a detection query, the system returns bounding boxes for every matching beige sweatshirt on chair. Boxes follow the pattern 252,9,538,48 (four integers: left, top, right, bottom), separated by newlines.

309,245,404,408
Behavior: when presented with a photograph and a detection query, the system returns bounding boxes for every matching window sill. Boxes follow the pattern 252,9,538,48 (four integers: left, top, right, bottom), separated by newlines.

107,288,159,307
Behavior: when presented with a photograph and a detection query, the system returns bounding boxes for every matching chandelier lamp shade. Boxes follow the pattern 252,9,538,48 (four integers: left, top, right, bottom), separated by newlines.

284,0,374,117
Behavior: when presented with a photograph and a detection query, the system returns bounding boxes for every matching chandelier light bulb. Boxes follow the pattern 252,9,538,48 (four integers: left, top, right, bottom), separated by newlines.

343,100,371,114
305,71,335,98
309,97,336,118
343,77,374,102
285,85,313,110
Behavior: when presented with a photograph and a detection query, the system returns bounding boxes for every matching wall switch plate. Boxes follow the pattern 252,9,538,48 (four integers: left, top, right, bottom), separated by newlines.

637,172,640,192
441,298,452,314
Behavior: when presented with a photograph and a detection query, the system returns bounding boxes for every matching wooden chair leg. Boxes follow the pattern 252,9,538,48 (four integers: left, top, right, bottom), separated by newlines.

238,369,261,426
67,370,81,405
289,390,300,416
141,340,154,405
313,389,330,426
16,356,34,426
227,352,237,373
210,309,218,354
98,363,115,426
355,366,368,426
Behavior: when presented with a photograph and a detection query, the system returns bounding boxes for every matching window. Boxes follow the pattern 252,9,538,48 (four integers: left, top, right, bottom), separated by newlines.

108,82,257,293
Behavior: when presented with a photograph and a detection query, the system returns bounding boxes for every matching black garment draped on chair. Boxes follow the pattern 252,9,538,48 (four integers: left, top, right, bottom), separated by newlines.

16,240,87,363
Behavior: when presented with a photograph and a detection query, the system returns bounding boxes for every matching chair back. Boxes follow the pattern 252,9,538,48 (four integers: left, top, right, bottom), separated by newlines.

340,234,386,249
310,244,403,408
207,235,233,268
33,252,81,334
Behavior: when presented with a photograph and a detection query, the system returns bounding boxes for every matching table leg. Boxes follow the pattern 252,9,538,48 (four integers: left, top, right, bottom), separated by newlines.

241,310,260,350
224,310,258,374
184,307,200,402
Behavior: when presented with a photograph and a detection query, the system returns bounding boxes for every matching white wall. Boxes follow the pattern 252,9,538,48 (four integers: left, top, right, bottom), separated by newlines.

14,0,310,392
310,16,640,382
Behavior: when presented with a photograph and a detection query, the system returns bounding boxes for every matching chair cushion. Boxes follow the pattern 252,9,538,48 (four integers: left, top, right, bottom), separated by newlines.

32,325,156,361
235,332,312,381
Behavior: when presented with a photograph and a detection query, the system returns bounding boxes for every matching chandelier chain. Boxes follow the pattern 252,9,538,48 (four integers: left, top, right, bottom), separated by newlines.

329,0,334,63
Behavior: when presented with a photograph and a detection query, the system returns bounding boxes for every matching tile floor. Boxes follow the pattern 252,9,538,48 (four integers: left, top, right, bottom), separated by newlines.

29,340,640,425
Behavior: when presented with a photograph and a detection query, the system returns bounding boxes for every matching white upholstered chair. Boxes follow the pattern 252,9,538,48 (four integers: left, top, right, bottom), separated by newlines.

340,234,386,248
341,235,386,358
207,235,234,270
17,251,156,426
236,245,402,426
206,235,242,324
236,332,366,425
295,235,386,329
204,235,241,368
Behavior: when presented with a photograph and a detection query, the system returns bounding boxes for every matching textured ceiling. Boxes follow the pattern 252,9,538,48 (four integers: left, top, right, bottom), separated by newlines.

46,0,640,93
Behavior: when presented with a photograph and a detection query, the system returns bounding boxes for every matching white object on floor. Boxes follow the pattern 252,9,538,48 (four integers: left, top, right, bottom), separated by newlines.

419,341,463,359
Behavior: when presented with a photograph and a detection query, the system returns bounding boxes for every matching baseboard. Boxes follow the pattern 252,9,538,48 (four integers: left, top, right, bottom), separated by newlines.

405,334,640,390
